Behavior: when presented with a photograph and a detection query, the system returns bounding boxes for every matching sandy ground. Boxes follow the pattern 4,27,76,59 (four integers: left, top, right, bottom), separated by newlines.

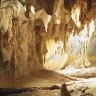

0,68,96,96
7,90,61,96
0,69,70,88
0,69,69,96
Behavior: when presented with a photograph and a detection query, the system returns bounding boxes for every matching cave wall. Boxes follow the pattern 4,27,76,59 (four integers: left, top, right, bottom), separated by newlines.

44,0,96,69
0,0,96,75
0,0,46,77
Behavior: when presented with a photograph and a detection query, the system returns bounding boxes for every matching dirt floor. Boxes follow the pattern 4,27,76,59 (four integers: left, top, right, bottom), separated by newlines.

0,69,96,96
0,69,71,88
0,69,69,96
6,90,61,96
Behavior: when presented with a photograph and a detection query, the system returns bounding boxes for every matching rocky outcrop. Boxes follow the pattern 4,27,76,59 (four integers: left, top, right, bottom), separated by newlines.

0,0,47,77
0,0,96,76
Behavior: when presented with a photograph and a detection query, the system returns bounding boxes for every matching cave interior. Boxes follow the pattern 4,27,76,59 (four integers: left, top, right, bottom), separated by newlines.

0,0,96,96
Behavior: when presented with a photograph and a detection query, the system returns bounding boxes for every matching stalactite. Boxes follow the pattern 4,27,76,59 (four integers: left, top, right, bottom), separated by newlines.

25,0,31,18
47,15,56,38
34,19,47,65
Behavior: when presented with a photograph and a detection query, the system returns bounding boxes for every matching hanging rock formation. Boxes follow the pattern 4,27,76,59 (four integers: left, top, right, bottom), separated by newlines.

0,0,96,76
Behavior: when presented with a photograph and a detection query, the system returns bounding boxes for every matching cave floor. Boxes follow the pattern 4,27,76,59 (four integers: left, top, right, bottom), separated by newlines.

0,68,96,96
0,69,70,88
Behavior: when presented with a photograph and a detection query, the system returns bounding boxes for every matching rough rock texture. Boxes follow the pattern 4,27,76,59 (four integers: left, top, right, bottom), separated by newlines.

0,0,96,76
44,0,96,70
0,0,46,76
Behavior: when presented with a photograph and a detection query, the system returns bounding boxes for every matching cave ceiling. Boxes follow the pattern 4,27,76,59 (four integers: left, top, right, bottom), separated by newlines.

18,0,76,15
18,0,93,15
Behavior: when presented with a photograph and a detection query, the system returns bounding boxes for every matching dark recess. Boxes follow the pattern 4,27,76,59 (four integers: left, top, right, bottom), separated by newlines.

64,0,77,11
87,0,92,10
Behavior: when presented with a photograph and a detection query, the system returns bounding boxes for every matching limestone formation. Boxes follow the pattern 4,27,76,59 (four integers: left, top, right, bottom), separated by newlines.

0,0,96,76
